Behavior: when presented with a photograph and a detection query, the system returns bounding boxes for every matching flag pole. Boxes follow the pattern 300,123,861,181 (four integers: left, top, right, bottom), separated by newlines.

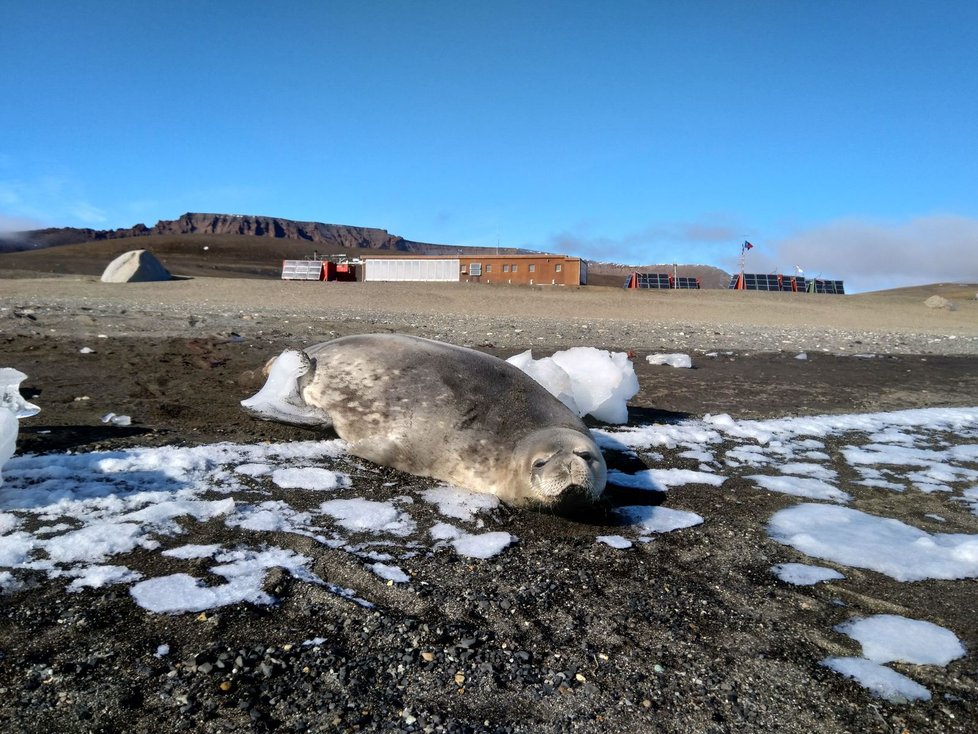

737,240,753,290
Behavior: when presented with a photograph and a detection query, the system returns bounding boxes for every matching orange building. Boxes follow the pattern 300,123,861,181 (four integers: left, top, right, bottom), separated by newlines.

361,254,586,286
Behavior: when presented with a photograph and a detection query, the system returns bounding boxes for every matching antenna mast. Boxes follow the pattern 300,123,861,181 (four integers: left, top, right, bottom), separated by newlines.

735,239,753,289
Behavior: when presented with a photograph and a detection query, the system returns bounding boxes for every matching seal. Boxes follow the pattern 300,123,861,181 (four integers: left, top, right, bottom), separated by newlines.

242,334,606,510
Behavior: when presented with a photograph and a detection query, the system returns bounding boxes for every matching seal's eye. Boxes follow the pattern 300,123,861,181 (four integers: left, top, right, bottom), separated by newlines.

575,451,593,462
532,458,548,469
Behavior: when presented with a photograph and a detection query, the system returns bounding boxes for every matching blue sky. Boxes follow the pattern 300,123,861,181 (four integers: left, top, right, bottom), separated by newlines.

2,1,976,291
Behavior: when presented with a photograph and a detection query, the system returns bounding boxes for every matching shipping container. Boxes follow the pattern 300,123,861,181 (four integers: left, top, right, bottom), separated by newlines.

364,258,460,282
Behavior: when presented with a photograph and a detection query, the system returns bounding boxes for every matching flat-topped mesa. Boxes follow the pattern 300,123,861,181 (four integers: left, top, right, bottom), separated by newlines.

149,213,414,250
4,213,446,252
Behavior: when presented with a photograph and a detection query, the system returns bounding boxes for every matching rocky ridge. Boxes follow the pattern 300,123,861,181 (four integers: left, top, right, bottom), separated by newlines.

0,213,526,256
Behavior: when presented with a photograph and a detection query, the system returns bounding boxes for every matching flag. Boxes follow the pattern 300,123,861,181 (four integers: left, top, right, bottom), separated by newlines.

744,241,754,250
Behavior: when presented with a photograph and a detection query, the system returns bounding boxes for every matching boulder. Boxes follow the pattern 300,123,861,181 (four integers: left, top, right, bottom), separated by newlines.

924,295,957,311
100,249,171,283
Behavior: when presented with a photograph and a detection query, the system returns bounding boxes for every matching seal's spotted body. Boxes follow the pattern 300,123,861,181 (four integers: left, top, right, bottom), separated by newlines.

243,334,606,510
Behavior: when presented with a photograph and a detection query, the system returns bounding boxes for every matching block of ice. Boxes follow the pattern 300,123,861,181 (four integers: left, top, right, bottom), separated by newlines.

507,350,580,413
0,368,40,418
101,412,133,427
241,349,332,425
0,408,15,486
0,365,39,484
646,353,692,369
508,348,639,424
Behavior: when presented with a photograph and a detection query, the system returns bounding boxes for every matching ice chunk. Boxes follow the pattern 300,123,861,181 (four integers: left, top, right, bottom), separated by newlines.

101,412,132,427
0,368,40,418
509,347,639,424
646,353,692,369
0,409,16,486
241,349,332,425
507,350,580,413
551,348,639,424
0,379,35,485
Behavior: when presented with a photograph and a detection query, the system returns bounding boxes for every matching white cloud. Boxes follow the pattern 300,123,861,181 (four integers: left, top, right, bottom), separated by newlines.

69,201,108,225
549,216,742,262
0,172,108,230
744,214,978,293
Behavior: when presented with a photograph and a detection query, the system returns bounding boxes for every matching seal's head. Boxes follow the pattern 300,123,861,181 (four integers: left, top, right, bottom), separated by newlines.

512,428,607,512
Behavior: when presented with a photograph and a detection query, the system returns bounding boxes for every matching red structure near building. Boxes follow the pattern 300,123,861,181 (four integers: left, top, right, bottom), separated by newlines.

280,260,358,281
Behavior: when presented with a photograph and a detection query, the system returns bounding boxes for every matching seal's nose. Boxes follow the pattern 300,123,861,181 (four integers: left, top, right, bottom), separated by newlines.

567,454,594,484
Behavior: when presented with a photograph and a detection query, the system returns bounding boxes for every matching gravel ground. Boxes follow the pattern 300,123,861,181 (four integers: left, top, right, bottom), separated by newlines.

1,275,977,733
1,275,976,355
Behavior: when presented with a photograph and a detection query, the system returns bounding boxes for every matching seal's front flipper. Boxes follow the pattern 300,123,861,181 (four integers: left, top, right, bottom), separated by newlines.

241,349,333,427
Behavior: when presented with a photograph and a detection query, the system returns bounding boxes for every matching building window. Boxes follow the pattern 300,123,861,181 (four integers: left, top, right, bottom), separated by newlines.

555,264,562,272
485,264,492,273
528,264,535,272
512,264,518,272
503,264,510,273
469,263,482,276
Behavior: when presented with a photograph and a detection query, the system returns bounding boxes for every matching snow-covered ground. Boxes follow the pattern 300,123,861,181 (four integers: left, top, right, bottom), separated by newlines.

2,367,977,704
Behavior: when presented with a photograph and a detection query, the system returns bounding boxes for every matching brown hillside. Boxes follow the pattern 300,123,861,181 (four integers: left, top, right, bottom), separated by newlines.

853,282,978,301
0,212,530,257
0,234,345,279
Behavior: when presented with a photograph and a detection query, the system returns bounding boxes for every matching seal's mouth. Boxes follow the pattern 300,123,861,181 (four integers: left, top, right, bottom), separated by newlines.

539,483,599,515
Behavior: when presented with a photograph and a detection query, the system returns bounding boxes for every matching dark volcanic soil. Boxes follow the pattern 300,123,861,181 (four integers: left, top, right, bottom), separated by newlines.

1,278,977,733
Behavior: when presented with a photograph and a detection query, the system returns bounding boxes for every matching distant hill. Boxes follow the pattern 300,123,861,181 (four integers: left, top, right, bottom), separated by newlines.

0,212,528,256
851,282,978,301
0,212,731,286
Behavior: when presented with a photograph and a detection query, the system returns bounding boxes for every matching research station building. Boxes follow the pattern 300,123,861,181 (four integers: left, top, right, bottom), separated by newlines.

360,254,587,286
